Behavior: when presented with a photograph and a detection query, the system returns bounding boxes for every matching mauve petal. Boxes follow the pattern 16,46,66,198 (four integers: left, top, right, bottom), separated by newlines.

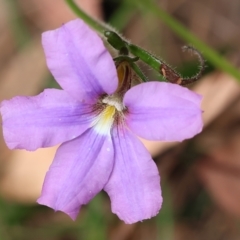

123,82,203,142
42,19,118,103
1,89,94,151
104,126,162,224
38,129,114,220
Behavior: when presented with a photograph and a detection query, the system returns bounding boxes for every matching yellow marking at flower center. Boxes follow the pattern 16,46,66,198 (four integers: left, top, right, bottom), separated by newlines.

93,105,116,135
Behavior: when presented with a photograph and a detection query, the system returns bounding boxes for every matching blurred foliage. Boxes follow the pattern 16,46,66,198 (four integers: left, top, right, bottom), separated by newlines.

0,193,108,240
6,0,31,49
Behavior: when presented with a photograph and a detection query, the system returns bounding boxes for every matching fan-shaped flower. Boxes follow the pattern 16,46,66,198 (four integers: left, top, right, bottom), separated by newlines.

0,19,203,224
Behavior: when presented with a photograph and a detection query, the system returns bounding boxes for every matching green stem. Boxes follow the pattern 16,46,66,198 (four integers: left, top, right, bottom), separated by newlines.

132,0,240,80
65,0,165,74
65,0,109,34
128,44,162,72
66,0,155,83
130,62,148,82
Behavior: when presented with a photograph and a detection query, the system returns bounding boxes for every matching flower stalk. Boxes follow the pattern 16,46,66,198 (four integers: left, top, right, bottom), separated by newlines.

65,0,205,85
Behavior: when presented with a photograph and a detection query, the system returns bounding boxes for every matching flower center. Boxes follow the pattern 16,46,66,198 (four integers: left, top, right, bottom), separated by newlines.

92,61,131,135
102,95,124,112
92,96,124,135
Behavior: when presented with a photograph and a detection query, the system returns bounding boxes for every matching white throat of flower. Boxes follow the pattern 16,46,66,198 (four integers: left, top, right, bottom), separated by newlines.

92,95,124,135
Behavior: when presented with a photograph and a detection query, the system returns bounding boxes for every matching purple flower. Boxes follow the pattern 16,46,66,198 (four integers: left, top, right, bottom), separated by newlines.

0,19,203,224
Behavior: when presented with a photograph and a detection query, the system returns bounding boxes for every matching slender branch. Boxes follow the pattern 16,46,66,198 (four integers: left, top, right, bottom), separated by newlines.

65,0,109,34
65,1,166,78
65,0,210,84
132,0,240,81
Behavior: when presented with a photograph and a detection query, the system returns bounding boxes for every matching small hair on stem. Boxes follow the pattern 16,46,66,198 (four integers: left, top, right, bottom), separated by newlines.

160,45,205,86
180,45,205,85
